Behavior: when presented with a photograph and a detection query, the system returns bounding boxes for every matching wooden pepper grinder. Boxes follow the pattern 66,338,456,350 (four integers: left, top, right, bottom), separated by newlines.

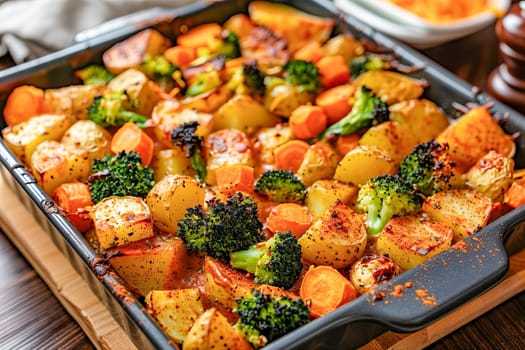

487,1,525,114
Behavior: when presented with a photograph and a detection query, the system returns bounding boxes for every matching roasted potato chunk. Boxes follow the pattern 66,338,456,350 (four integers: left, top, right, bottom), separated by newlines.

350,254,400,295
296,142,339,187
2,113,72,165
389,99,450,144
145,175,205,234
107,68,162,116
145,288,204,343
45,84,105,120
184,308,252,350
436,106,516,173
358,121,418,163
305,179,359,221
376,214,454,270
264,84,315,117
30,140,90,196
466,151,514,202
248,1,334,53
422,188,493,242
152,101,214,147
151,148,195,181
299,201,367,269
103,28,172,74
91,196,155,250
108,236,189,296
61,120,112,164
214,94,280,134
333,145,397,186
354,71,425,105
203,128,254,185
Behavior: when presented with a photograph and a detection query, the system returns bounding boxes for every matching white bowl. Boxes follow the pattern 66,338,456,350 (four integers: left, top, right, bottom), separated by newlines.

334,0,511,48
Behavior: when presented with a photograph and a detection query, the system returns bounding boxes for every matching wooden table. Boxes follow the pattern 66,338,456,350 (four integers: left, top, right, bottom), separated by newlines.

1,13,525,350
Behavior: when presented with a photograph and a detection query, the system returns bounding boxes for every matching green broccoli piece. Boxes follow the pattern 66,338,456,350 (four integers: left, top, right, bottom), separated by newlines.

217,30,241,59
75,64,114,85
233,289,310,349
254,170,306,203
177,192,265,261
243,59,266,95
87,151,155,203
284,59,322,93
399,140,456,196
87,92,148,128
349,54,391,79
230,232,302,289
357,174,422,237
176,205,210,253
140,54,186,90
321,85,389,139
170,121,207,182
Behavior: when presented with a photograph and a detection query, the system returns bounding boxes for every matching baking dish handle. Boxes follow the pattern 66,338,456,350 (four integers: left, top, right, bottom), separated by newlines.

266,205,525,350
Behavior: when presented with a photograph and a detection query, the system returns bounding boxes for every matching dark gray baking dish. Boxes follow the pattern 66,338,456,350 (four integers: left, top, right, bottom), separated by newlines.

1,1,524,349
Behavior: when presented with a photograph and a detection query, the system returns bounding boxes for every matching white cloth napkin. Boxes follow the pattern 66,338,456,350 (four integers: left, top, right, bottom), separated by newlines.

0,0,195,64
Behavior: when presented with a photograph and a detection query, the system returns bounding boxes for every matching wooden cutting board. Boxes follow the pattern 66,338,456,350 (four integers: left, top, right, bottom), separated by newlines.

0,175,524,350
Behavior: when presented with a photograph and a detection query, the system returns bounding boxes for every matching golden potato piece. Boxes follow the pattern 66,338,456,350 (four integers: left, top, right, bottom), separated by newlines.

184,308,252,350
436,106,516,173
107,236,189,297
376,214,454,271
333,145,397,186
30,140,90,196
145,175,205,234
103,28,172,74
2,113,72,165
354,71,425,105
145,288,204,343
214,94,280,134
358,121,417,163
91,196,155,250
296,141,340,187
350,254,400,295
466,151,514,202
61,120,112,164
305,179,358,221
389,99,450,145
422,188,493,242
203,128,254,185
248,1,334,53
45,84,105,120
299,201,367,269
264,84,315,117
151,148,195,182
107,68,162,116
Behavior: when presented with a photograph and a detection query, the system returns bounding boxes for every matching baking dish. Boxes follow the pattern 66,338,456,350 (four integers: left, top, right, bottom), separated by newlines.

0,1,524,349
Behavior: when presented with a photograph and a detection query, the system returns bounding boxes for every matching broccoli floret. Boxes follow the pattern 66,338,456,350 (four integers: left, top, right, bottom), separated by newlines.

399,140,456,196
321,85,389,139
216,30,241,59
177,192,265,261
243,59,266,95
87,151,155,203
140,54,186,91
357,174,422,237
230,232,302,289
254,170,305,203
87,92,148,128
284,59,321,93
349,54,391,79
176,205,210,253
170,121,207,182
75,64,114,85
233,289,310,348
